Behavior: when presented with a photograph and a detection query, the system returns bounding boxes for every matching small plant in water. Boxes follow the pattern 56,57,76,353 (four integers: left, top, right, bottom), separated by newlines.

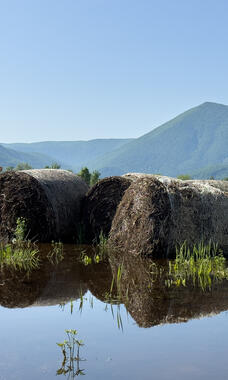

0,242,39,272
79,248,106,266
80,250,92,266
167,241,228,290
0,217,40,272
47,241,64,264
57,329,85,378
97,230,108,256
105,262,129,308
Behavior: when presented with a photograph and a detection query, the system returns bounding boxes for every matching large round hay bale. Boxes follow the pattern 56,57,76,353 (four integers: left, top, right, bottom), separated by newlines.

0,169,88,242
109,176,228,257
83,176,132,242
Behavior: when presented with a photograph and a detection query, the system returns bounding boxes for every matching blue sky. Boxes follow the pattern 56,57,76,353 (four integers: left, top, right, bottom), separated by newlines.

0,0,228,142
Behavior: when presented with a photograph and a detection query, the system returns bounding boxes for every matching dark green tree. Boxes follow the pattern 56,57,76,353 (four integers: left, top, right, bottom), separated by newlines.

77,167,91,186
90,170,101,186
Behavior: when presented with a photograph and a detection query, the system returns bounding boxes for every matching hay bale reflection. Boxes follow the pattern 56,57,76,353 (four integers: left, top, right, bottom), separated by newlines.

108,251,228,327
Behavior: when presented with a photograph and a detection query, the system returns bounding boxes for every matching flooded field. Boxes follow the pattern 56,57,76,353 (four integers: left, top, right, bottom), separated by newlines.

0,244,228,380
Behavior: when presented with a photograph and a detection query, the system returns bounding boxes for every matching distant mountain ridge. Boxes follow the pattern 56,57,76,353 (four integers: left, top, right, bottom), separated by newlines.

1,102,228,179
0,144,58,169
2,139,133,171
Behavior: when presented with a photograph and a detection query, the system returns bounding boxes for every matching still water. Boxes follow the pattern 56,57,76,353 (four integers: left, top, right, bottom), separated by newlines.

0,244,228,380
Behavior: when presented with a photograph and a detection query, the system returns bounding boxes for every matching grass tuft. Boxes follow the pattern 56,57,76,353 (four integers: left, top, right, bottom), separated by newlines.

0,241,39,272
166,241,228,290
0,217,39,272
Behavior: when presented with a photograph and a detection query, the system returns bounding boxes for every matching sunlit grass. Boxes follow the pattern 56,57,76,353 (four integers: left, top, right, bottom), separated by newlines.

0,217,40,272
166,241,228,290
0,241,40,272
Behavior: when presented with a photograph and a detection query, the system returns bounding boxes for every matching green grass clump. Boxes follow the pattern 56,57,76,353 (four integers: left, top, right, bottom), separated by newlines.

14,217,27,241
0,241,39,272
0,217,39,272
167,241,228,290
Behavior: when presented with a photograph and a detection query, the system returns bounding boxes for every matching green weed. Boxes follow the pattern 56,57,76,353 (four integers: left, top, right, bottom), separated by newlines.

105,262,129,307
0,217,40,272
0,241,39,272
57,329,85,378
97,230,108,255
14,217,27,242
79,250,92,266
47,241,64,264
79,247,107,266
166,241,228,290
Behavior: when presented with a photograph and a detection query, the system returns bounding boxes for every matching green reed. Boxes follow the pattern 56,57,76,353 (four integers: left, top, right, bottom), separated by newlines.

14,217,27,242
47,241,64,264
97,230,108,255
0,241,40,272
0,217,39,272
104,262,129,308
167,241,228,290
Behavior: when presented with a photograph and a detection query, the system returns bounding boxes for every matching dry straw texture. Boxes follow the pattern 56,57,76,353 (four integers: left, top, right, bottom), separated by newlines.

83,176,132,242
109,175,228,257
0,169,88,242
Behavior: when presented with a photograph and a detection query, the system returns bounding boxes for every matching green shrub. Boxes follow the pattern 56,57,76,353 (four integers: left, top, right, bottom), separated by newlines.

177,174,192,180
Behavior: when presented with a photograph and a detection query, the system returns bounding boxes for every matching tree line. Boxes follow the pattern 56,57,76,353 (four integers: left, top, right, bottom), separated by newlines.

2,163,228,182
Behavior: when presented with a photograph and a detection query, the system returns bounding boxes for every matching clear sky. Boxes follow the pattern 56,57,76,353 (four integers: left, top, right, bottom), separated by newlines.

0,0,228,142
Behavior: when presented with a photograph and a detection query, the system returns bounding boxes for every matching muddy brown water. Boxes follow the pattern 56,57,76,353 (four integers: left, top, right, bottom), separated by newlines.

0,244,228,379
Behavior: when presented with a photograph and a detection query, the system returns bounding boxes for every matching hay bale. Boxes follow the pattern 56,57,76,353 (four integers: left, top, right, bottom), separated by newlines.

109,175,228,257
83,176,132,242
124,172,228,192
0,169,88,242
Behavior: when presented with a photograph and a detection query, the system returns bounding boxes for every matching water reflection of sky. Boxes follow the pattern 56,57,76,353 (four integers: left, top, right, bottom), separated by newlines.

0,293,228,380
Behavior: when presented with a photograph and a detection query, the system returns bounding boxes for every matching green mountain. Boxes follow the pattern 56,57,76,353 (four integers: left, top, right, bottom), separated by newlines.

0,144,58,169
88,102,228,178
3,139,133,171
